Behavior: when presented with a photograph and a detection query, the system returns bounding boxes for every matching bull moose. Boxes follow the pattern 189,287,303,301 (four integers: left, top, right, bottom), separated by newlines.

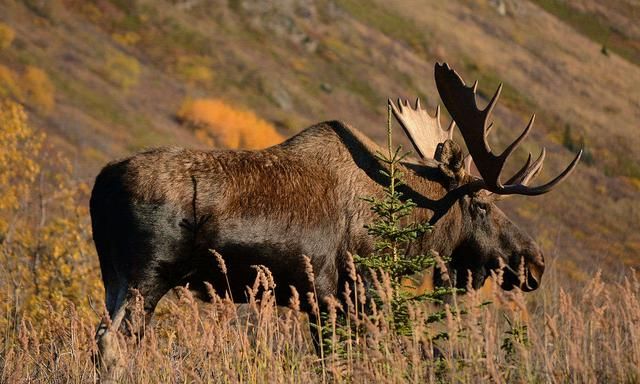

91,63,581,367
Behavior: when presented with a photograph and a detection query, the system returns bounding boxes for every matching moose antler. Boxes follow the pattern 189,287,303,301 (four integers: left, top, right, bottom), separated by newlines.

466,145,545,187
434,62,582,195
504,149,545,186
389,98,454,159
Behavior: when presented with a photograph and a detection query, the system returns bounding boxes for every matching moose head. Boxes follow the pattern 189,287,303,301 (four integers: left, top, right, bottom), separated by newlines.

390,63,582,291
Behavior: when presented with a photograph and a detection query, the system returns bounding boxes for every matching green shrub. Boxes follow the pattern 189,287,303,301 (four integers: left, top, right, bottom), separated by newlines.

175,56,214,86
353,104,449,335
104,50,141,90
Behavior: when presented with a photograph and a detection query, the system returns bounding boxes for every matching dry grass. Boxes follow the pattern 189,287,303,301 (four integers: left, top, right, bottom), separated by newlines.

1,1,636,284
1,261,639,383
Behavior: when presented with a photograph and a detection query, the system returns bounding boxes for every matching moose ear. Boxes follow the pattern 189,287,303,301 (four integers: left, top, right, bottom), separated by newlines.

435,139,465,188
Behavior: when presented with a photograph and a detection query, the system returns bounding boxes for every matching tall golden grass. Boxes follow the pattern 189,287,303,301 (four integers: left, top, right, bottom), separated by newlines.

2,259,639,383
1,100,639,383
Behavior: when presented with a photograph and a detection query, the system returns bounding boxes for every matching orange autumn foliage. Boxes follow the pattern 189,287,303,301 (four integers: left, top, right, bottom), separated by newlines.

177,98,284,149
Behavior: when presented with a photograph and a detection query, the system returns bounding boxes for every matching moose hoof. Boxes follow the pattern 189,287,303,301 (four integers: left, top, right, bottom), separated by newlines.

96,329,124,382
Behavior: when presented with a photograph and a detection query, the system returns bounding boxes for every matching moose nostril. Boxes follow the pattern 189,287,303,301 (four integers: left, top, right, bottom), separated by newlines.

525,269,539,290
524,263,543,291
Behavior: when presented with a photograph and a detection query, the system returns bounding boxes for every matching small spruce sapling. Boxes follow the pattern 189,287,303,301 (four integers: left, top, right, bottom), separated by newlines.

354,103,458,336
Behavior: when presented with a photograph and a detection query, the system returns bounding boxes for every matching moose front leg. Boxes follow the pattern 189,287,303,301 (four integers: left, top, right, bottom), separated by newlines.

95,276,173,381
95,284,130,383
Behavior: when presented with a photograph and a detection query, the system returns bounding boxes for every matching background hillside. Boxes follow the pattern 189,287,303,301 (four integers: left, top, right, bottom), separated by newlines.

2,1,640,382
0,0,638,286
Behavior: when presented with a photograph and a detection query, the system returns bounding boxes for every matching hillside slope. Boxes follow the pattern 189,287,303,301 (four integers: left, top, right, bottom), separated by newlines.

0,0,638,284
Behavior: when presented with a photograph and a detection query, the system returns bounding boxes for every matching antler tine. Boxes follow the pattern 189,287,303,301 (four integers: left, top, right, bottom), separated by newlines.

520,149,545,185
484,83,503,122
444,108,454,141
389,97,453,159
463,154,473,174
499,150,582,195
498,114,535,173
504,153,533,185
434,62,581,195
492,151,544,200
504,149,544,186
447,119,456,132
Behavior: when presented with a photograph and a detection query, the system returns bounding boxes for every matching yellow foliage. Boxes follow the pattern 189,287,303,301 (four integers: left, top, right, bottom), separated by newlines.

21,180,99,321
0,64,21,99
290,57,309,73
112,31,141,46
627,176,640,191
177,98,284,149
0,100,43,219
22,66,55,113
104,51,141,90
176,56,214,86
0,100,100,326
0,22,15,50
0,65,56,113
75,2,102,22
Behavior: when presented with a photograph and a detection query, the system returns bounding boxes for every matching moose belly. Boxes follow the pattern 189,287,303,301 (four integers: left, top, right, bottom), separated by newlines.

187,215,342,308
